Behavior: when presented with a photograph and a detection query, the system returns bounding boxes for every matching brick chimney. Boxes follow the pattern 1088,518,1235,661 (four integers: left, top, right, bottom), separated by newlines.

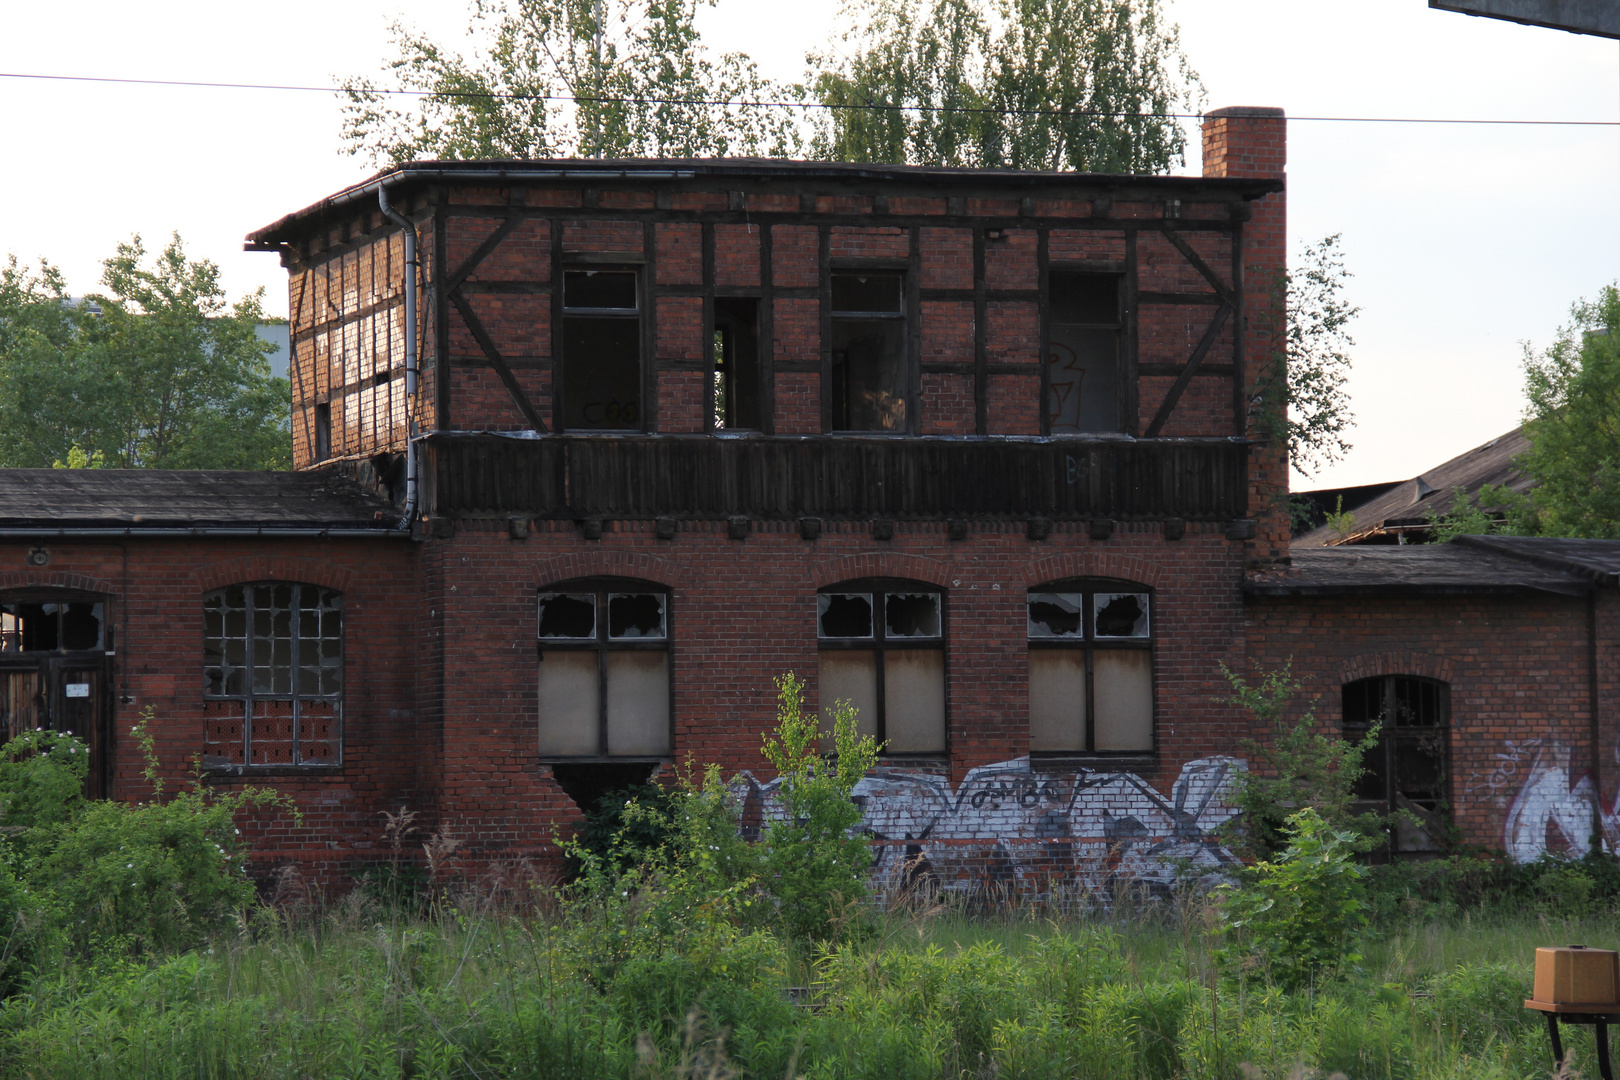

1202,106,1288,565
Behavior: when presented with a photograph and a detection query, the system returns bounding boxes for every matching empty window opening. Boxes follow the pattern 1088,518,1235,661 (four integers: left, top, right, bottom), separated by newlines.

713,298,762,430
1,600,104,653
1048,272,1122,434
538,583,671,758
818,584,944,754
202,583,343,769
562,270,641,431
830,273,907,432
314,402,332,462
1343,676,1450,856
550,761,661,816
1027,583,1153,754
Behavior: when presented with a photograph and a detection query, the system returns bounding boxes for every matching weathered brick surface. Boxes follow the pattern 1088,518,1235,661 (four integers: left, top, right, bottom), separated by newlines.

714,224,762,286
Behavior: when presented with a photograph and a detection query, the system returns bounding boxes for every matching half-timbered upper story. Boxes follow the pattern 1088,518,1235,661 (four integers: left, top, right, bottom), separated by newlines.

246,107,1287,543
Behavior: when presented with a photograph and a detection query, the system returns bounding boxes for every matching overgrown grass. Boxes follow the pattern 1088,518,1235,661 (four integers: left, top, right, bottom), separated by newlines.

0,884,1596,1080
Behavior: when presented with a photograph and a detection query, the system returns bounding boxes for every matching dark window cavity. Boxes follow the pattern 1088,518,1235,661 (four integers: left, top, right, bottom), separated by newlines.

1047,272,1122,435
713,298,762,430
202,583,342,769
830,273,907,432
818,585,943,753
1027,584,1152,754
314,402,332,461
562,270,641,431
1,601,104,653
1343,676,1450,855
538,584,670,758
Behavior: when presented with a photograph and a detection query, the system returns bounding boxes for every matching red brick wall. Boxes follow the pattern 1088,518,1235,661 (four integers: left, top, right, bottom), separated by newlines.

1245,590,1594,856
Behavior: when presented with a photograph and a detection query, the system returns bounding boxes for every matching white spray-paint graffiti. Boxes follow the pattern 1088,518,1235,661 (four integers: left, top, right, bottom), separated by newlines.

730,756,1244,900
1500,741,1620,861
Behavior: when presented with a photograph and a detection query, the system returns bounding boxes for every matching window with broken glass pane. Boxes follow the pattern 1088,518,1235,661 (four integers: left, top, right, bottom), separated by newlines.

1,599,104,653
817,585,944,754
1027,582,1152,754
1343,675,1449,855
537,583,671,758
202,583,342,769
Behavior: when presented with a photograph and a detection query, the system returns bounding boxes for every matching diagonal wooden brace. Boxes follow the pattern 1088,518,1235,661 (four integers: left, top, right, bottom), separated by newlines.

1143,301,1233,438
1159,226,1236,306
444,216,521,295
449,288,548,434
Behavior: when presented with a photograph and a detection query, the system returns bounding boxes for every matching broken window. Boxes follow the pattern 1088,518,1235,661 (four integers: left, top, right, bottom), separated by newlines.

1,600,104,653
1027,582,1152,753
314,402,332,462
537,582,671,758
561,270,641,430
1343,676,1449,855
817,584,944,754
830,273,907,432
202,583,342,769
1047,272,1122,434
713,298,763,430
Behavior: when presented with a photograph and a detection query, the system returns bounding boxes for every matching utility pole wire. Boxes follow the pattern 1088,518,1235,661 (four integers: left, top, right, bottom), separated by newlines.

3,70,1620,127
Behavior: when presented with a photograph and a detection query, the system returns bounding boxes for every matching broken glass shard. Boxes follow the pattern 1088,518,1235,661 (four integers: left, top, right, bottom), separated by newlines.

1094,593,1149,638
538,593,596,639
885,593,941,638
1027,593,1084,638
608,593,666,639
818,594,873,638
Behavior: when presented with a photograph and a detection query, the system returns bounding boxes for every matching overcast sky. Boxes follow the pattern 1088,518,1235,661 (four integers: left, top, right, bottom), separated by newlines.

2,0,1616,490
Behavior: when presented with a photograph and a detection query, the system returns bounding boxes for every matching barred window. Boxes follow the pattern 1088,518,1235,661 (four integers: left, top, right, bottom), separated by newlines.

202,583,342,769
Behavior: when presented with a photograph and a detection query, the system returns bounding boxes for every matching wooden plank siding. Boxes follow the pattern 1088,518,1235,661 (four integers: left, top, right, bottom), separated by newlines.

422,434,1248,521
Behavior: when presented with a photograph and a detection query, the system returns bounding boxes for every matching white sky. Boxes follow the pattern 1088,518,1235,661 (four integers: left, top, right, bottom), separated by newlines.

2,0,1616,490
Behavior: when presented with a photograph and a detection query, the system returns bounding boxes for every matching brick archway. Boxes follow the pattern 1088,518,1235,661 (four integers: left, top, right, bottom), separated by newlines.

193,558,356,594
0,570,117,595
1020,552,1164,590
811,552,953,589
1337,651,1457,686
532,551,683,589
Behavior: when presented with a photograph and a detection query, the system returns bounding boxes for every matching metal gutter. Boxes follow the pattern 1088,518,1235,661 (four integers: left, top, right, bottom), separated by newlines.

0,527,412,539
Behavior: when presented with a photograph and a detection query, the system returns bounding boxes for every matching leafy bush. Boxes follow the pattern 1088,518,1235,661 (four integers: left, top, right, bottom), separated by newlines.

1219,662,1385,858
760,671,881,942
0,728,87,830
1218,807,1369,988
565,781,677,877
21,712,297,957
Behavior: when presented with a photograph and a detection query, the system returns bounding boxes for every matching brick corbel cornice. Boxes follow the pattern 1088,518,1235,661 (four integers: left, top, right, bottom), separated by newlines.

532,551,683,589
811,553,953,589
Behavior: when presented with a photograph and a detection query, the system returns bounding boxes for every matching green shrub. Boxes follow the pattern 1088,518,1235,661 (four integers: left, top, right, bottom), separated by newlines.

760,671,881,942
0,728,87,830
25,712,297,957
1218,807,1369,988
566,780,677,877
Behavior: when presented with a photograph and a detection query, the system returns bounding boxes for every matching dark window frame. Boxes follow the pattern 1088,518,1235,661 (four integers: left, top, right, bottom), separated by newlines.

826,267,912,434
1044,270,1124,437
1,592,109,655
1342,675,1451,856
536,577,673,761
711,296,764,432
1026,577,1155,757
816,577,946,756
559,267,645,433
201,581,344,771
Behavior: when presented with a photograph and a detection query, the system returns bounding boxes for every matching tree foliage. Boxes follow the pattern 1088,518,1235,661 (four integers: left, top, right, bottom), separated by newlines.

1255,235,1358,479
340,0,802,165
1506,285,1620,538
808,0,1201,172
0,236,289,470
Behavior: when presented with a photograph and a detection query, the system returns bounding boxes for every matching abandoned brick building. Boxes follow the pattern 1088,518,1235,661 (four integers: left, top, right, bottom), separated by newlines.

2,105,1612,893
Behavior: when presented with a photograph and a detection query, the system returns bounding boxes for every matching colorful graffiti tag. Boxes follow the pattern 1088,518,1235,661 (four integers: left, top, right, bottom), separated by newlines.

730,756,1243,901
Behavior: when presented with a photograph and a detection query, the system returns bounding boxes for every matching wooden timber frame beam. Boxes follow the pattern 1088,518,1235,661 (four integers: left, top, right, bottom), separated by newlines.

1139,221,1242,438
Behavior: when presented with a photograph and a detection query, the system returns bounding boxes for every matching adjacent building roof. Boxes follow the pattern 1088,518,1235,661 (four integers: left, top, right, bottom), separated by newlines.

1454,535,1620,586
0,470,405,536
1294,426,1533,547
1245,541,1592,597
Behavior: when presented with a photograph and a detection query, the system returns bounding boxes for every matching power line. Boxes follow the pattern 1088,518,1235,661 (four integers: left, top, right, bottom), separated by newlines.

3,69,1619,127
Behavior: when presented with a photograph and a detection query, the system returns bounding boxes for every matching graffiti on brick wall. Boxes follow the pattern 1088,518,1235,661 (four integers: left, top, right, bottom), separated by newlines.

1500,740,1620,861
729,756,1243,901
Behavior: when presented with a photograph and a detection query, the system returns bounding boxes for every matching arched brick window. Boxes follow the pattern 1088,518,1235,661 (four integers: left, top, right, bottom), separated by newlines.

202,582,342,769
1342,675,1450,854
1026,578,1153,754
536,579,671,758
816,579,945,755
